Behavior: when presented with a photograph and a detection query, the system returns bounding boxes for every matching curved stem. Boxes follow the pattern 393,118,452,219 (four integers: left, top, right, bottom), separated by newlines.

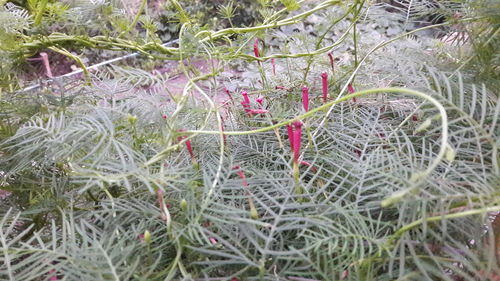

157,88,449,205
393,205,500,239
122,0,148,36
33,0,48,26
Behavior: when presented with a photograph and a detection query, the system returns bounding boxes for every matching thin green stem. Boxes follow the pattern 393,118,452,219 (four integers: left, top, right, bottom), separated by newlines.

33,0,48,26
394,205,500,239
302,3,356,83
47,46,90,83
196,0,341,42
121,0,148,36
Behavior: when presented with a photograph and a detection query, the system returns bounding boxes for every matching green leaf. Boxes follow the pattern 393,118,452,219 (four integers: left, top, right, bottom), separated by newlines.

279,0,300,11
414,118,432,133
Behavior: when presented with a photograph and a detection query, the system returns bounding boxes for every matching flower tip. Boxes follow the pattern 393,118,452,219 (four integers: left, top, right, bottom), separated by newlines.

293,120,303,128
321,72,328,78
253,39,260,58
248,109,268,115
143,230,151,244
209,237,218,245
347,83,355,94
241,91,250,103
301,87,309,111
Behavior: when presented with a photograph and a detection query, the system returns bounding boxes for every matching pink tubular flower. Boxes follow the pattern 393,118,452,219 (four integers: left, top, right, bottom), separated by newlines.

162,114,167,120
185,139,194,159
287,124,294,148
347,83,357,102
241,101,251,112
253,39,262,66
271,58,276,75
292,121,303,163
241,91,251,113
302,86,309,111
253,39,260,58
248,109,269,115
241,91,250,104
321,72,328,104
256,96,264,106
177,130,196,162
347,83,355,94
209,237,218,245
232,165,248,187
232,166,259,219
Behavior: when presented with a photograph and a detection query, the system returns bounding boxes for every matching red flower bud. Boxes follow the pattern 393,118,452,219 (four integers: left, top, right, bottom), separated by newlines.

256,96,264,106
232,166,248,187
241,91,251,113
162,114,167,119
241,101,251,112
302,86,309,111
241,91,250,104
185,139,194,159
348,83,357,102
287,124,294,148
253,39,260,58
248,109,269,115
292,121,303,163
276,86,287,90
347,83,355,94
177,130,196,162
321,72,328,104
